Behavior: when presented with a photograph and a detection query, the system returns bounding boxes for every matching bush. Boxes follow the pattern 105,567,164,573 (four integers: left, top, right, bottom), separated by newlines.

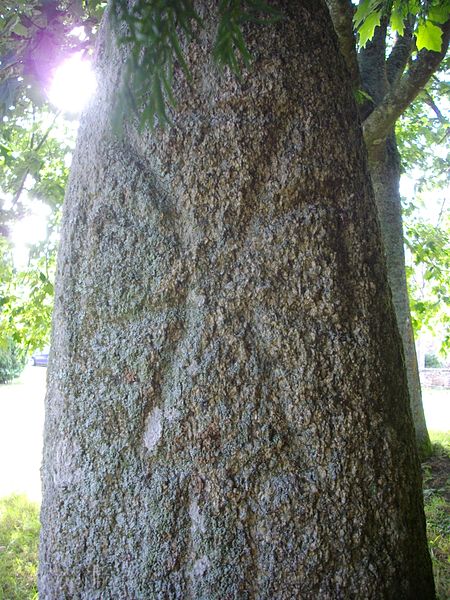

0,494,40,600
0,338,24,384
425,353,443,368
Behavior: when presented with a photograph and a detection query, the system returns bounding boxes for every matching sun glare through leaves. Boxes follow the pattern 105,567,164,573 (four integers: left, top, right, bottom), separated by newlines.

48,53,96,114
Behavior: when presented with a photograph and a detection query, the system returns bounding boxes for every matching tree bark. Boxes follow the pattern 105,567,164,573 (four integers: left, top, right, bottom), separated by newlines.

367,135,432,460
358,31,432,459
39,1,434,598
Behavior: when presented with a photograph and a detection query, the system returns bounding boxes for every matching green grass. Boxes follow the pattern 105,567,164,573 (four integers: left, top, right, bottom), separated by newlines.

423,431,450,600
428,430,450,454
0,494,39,600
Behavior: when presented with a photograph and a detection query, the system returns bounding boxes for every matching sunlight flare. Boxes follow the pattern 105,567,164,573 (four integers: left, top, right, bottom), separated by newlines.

48,53,96,114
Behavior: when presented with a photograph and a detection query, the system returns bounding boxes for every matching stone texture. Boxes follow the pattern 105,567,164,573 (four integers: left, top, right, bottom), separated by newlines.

39,1,435,598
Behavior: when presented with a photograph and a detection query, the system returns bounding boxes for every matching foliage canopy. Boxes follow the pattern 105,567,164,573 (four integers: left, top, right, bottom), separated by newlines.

354,0,450,50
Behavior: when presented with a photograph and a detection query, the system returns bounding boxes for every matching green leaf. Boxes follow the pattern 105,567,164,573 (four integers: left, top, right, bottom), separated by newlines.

0,143,12,165
44,282,54,295
354,0,373,28
428,4,450,25
416,21,444,52
358,10,382,48
390,8,405,37
168,29,190,79
354,88,373,104
11,22,30,37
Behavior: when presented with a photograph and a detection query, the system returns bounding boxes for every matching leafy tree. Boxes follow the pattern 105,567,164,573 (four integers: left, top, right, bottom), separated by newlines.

405,210,450,348
396,57,449,182
0,0,93,354
0,88,75,352
424,352,443,367
0,238,24,382
37,1,434,597
327,0,449,458
398,58,450,353
0,339,23,383
1,241,57,353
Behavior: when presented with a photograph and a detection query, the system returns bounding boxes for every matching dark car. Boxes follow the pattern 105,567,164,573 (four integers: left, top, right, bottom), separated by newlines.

31,351,49,367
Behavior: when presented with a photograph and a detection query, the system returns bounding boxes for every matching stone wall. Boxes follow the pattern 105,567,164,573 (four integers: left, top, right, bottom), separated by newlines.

420,369,450,388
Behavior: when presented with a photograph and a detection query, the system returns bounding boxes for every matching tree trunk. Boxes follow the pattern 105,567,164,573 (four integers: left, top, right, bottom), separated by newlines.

39,1,434,597
368,136,432,460
357,25,432,460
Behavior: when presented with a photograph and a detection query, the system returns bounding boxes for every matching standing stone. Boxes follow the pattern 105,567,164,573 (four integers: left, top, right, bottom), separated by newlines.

39,1,435,598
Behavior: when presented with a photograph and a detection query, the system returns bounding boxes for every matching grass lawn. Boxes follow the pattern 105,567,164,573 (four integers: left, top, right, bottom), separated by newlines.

423,430,450,600
0,494,39,600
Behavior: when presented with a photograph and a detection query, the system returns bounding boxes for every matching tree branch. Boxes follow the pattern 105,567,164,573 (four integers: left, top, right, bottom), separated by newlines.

436,196,447,227
326,0,360,89
358,19,388,120
386,21,414,85
423,91,447,123
363,19,450,150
